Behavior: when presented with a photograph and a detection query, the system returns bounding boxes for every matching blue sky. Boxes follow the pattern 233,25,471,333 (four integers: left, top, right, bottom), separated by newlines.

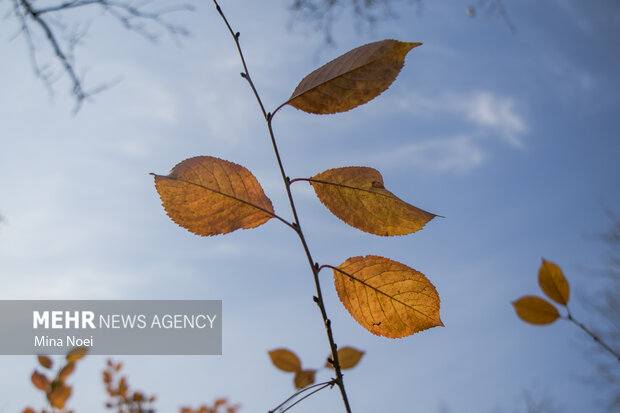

1,0,619,412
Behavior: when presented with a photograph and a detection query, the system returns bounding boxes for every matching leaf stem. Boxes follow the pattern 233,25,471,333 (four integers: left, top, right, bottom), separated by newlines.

566,311,620,363
211,2,352,412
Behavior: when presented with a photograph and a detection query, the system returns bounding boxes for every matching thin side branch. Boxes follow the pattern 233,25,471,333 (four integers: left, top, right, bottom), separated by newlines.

269,380,336,413
11,0,192,111
566,311,620,363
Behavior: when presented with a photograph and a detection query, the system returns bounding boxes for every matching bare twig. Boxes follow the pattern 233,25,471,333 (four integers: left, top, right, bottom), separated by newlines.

565,311,620,363
10,0,193,112
212,1,353,411
288,0,421,45
268,380,336,413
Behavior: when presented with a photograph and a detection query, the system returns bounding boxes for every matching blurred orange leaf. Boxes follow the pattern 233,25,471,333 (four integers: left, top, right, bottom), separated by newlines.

327,346,365,370
538,259,570,305
31,371,49,391
268,348,302,373
512,296,560,325
284,40,421,114
293,369,316,389
48,381,72,409
22,408,36,413
37,355,53,369
333,255,442,338
66,346,88,362
309,167,435,236
153,156,274,236
59,363,75,382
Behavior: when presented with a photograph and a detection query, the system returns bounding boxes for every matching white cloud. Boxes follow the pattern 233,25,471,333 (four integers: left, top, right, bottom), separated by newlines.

385,90,527,172
373,135,485,173
397,90,527,147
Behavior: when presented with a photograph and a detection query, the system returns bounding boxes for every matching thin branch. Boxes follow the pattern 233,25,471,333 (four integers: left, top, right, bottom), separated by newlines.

269,380,336,413
566,311,620,363
211,2,353,412
280,382,334,413
12,0,192,111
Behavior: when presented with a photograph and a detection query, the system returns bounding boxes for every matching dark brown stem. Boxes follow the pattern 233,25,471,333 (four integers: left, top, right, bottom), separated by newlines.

212,2,352,412
566,311,620,363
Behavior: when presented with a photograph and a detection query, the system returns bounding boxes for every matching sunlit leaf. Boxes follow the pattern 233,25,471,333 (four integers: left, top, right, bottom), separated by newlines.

309,167,435,236
31,371,49,392
512,296,560,325
333,255,442,338
66,346,88,362
37,355,53,369
538,259,570,306
268,349,302,373
153,156,274,236
283,39,421,114
294,369,316,389
326,346,365,369
48,381,72,409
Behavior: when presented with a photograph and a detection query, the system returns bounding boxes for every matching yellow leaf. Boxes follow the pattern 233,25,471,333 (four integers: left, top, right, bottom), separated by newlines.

31,371,49,392
66,346,88,362
294,369,316,389
48,381,72,409
333,255,442,338
37,355,53,369
153,156,274,236
309,167,435,236
282,39,421,114
268,348,302,373
512,296,560,325
538,259,570,306
327,346,365,369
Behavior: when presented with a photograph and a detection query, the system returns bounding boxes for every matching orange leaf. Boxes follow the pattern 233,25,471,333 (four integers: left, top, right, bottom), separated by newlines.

58,363,75,382
293,369,316,389
66,346,88,362
153,156,274,236
538,259,570,305
37,355,53,369
268,349,302,373
309,167,435,236
333,255,442,338
48,381,72,409
22,408,36,413
327,346,365,370
31,371,49,392
512,296,560,325
283,40,421,114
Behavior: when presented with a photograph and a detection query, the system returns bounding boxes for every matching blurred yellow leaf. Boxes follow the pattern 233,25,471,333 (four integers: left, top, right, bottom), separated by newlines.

284,40,421,114
294,369,316,389
333,255,442,338
48,381,72,409
538,259,570,305
31,371,49,392
327,346,365,370
310,167,435,236
153,156,274,236
37,355,52,369
66,346,88,362
59,363,75,382
512,296,560,325
268,348,302,373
